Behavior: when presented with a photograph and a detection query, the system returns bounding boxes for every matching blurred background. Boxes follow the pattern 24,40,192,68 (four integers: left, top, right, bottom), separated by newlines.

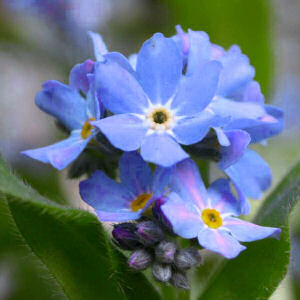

0,0,299,299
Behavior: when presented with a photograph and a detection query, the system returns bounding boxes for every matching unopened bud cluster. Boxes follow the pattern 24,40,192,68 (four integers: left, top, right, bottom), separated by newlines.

112,220,202,289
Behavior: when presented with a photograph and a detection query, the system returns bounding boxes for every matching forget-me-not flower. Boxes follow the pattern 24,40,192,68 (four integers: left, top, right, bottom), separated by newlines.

79,152,170,221
91,31,226,167
160,159,280,259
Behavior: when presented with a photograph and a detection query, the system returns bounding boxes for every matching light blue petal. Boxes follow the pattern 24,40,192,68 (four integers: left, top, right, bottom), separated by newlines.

92,114,147,151
171,61,222,116
232,182,251,215
172,110,217,145
79,170,131,211
239,81,264,104
223,217,281,242
22,131,90,170
214,127,230,146
104,52,136,77
207,179,240,216
170,159,208,209
219,130,251,169
216,45,255,97
161,192,203,239
86,74,102,120
152,166,172,197
128,53,137,70
94,60,149,114
140,133,188,167
225,149,272,199
197,228,246,259
69,59,94,94
88,31,108,61
119,152,153,196
36,80,87,131
96,211,141,222
136,33,182,104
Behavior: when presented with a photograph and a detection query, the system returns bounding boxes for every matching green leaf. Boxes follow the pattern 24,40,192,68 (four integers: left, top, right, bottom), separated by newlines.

193,160,300,300
0,156,161,300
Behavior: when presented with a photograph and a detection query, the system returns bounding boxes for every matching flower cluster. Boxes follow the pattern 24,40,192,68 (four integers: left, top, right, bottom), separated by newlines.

22,26,284,289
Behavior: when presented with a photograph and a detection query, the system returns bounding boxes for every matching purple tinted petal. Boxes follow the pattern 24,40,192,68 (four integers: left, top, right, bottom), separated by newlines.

119,152,153,196
223,217,281,242
86,74,102,119
152,166,172,197
92,114,147,151
36,80,88,131
219,130,251,169
170,159,208,209
225,150,272,199
88,31,108,61
161,192,202,239
22,131,90,170
216,45,255,97
136,33,182,104
172,61,222,116
207,179,240,216
140,133,188,167
173,110,216,145
79,170,131,211
240,81,264,104
197,228,246,259
69,59,94,94
95,60,148,114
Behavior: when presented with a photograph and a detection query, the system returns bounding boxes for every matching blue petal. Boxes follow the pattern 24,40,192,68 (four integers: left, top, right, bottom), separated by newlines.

140,133,189,167
225,149,272,199
88,31,108,61
36,80,87,131
223,217,281,242
216,45,255,97
232,182,251,215
69,59,94,94
104,52,137,77
22,131,91,170
92,114,147,151
214,127,230,146
170,158,208,209
119,151,153,196
86,74,102,120
218,130,251,169
197,228,246,259
239,81,264,104
95,60,149,114
207,179,240,216
136,33,182,104
152,166,172,197
161,192,203,239
96,211,141,222
171,61,222,116
173,110,217,145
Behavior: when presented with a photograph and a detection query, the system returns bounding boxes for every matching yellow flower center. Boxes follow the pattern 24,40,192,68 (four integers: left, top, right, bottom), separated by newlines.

152,109,169,124
202,208,223,229
131,193,153,212
81,117,96,139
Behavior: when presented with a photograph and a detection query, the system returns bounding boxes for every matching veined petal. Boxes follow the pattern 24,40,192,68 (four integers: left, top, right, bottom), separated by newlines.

69,59,94,94
88,31,108,61
22,131,90,170
197,228,246,259
119,152,153,196
152,166,172,197
95,60,149,114
223,217,281,242
92,114,147,151
170,158,208,209
207,179,240,216
86,74,102,120
136,33,182,105
173,109,217,145
225,150,272,199
140,133,188,167
36,80,88,131
218,130,251,169
172,61,222,116
161,192,203,239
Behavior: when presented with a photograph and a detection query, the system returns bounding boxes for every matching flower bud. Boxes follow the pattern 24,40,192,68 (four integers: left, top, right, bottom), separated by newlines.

170,271,190,290
155,241,176,264
112,223,141,250
152,263,172,283
153,197,173,233
174,247,202,271
137,221,165,246
128,249,153,271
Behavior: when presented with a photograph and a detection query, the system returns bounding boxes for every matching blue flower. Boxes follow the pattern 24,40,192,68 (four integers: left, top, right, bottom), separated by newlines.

22,60,102,170
160,159,280,259
79,152,170,221
91,32,225,167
